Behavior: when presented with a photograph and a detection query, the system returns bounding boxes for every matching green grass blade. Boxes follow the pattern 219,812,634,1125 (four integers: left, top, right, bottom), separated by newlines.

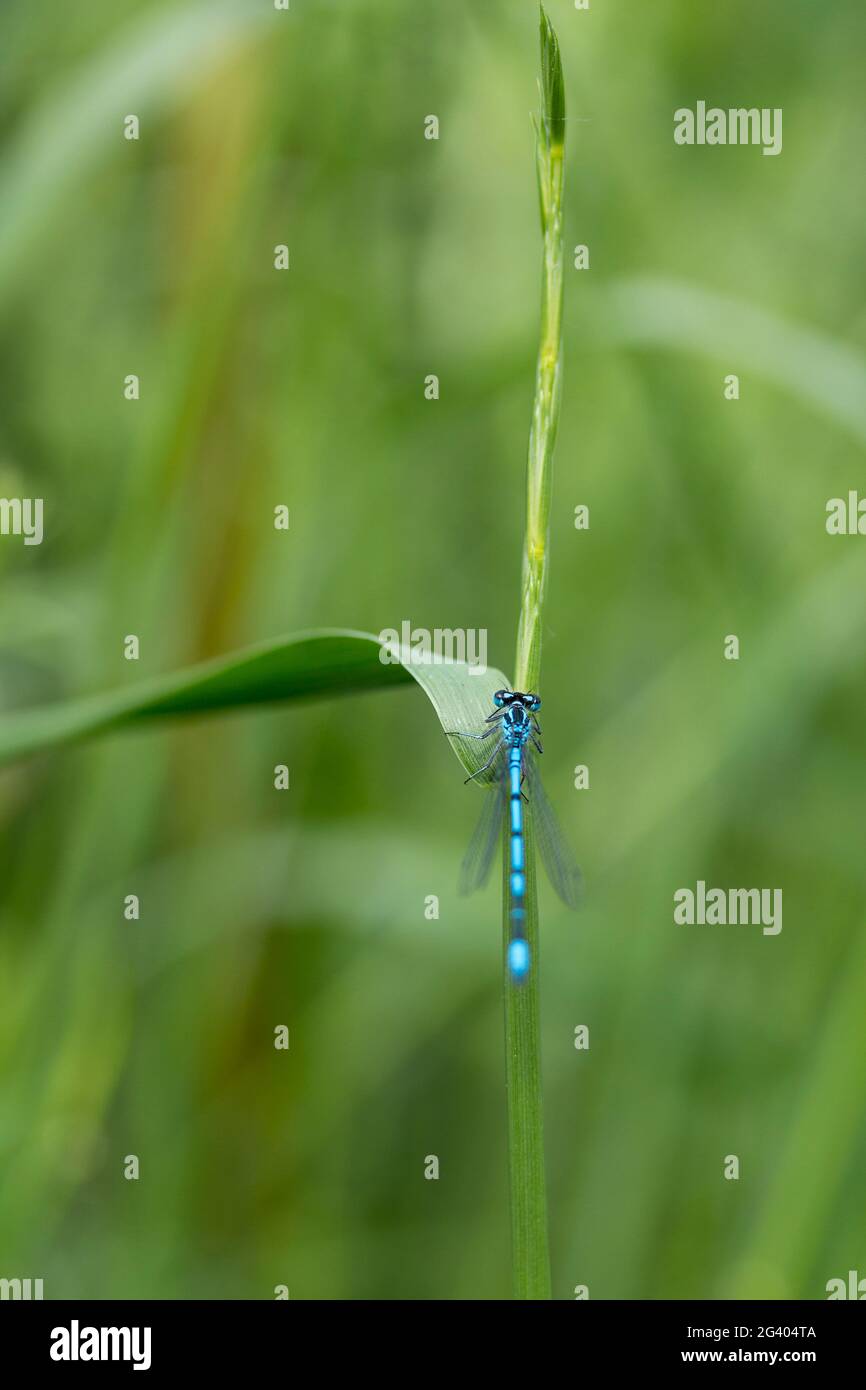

514,6,565,697
0,628,509,774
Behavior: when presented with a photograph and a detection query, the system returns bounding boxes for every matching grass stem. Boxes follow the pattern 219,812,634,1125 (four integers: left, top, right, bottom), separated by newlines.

503,5,565,1301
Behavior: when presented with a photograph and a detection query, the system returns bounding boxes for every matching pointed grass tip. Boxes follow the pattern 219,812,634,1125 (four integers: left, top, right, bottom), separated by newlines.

539,6,565,148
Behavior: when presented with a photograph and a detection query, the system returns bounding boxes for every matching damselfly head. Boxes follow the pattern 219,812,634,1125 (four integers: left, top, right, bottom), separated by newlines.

494,689,541,712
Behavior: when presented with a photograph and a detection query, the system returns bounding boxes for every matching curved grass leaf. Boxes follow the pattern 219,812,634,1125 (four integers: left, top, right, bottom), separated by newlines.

0,627,509,777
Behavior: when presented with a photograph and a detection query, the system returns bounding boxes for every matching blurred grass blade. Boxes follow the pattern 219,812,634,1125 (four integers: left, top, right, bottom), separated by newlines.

730,923,866,1298
0,628,509,774
605,274,866,446
0,0,270,296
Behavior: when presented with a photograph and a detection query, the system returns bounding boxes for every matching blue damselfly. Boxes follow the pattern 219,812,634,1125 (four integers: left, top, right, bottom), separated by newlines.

449,689,581,981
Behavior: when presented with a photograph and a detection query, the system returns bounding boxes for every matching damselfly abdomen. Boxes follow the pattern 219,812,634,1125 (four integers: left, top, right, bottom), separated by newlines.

448,689,581,982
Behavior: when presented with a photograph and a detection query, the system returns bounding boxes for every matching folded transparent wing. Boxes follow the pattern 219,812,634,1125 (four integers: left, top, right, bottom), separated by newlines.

525,757,582,909
459,775,506,896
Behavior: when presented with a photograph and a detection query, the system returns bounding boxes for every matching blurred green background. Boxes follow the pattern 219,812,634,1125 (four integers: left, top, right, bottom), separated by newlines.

2,0,865,1300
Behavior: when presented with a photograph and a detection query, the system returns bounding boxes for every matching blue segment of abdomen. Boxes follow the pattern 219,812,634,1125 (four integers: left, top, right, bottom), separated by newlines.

507,937,530,979
507,743,529,981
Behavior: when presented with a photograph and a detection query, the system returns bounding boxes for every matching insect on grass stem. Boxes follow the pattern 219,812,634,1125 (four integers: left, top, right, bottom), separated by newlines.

503,5,566,1301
